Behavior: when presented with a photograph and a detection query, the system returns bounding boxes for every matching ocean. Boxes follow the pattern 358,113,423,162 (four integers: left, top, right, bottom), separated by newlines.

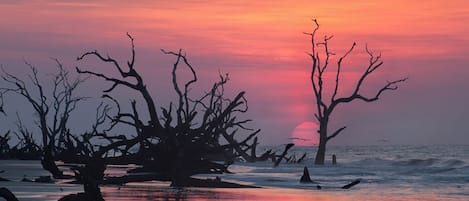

224,145,469,198
1,144,468,200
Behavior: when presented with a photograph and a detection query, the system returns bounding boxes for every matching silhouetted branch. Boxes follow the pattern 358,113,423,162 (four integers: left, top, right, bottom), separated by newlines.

332,42,356,102
77,34,162,130
327,126,346,141
307,19,407,165
274,143,295,167
1,60,88,177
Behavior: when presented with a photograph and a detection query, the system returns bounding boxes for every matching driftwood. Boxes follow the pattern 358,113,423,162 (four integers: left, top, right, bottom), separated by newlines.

70,34,266,187
0,34,275,195
0,188,19,201
171,177,259,188
342,179,361,189
274,143,294,167
299,166,313,183
298,166,361,189
0,131,11,158
0,61,87,176
58,192,103,201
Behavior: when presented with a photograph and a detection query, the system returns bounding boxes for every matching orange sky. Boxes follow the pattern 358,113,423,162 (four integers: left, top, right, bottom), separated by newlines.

1,0,469,145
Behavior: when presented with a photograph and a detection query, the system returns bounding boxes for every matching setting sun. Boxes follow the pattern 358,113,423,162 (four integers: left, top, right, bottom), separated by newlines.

291,121,319,146
1,0,469,200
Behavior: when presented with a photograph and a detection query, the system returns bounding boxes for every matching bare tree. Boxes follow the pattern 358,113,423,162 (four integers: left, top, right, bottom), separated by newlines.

10,113,41,159
304,19,407,165
0,131,11,158
75,33,264,187
0,60,87,177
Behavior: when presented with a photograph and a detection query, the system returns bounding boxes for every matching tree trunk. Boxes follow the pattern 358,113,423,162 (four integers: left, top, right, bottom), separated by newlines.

0,188,19,201
306,19,406,166
314,124,327,165
314,140,326,165
41,147,63,178
76,157,105,201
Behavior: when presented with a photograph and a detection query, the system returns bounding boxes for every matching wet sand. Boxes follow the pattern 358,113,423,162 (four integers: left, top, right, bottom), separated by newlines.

1,180,464,201
1,160,467,201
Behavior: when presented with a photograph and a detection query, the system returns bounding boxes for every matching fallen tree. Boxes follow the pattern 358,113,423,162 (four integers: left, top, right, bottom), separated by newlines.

45,33,267,197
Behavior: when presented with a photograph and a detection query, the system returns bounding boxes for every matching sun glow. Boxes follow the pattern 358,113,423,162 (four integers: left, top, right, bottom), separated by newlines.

291,121,319,146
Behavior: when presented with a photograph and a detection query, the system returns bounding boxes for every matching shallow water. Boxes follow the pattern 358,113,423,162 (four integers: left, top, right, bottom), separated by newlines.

0,145,468,200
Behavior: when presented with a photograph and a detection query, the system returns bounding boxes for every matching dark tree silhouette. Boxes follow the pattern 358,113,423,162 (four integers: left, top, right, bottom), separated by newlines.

74,33,265,188
304,19,407,165
9,114,42,159
0,187,19,201
0,131,11,158
0,60,87,177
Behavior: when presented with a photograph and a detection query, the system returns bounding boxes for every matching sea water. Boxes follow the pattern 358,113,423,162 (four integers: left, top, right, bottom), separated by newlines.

221,145,469,199
1,145,468,200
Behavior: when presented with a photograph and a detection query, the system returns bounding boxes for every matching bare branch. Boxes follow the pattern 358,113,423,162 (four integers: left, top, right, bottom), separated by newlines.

354,78,408,102
77,34,162,130
327,126,346,141
75,67,139,93
307,20,406,165
332,42,356,102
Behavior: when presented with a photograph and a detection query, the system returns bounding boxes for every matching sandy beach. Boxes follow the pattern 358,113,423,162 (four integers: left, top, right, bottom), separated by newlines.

2,145,468,201
1,180,464,201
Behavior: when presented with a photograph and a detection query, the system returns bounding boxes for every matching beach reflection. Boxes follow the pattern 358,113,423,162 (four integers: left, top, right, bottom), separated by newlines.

102,185,320,201
100,185,461,201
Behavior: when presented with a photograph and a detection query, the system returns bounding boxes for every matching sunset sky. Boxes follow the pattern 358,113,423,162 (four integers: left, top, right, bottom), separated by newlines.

1,0,469,145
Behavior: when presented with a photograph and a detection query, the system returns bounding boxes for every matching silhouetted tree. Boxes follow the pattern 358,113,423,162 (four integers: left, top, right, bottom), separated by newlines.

0,60,87,177
0,131,11,158
75,33,264,187
10,114,41,159
0,187,19,201
304,19,407,165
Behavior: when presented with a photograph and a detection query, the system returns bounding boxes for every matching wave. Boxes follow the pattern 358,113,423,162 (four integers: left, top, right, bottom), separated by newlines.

350,158,395,166
349,157,467,170
392,158,438,166
391,158,467,168
442,159,465,167
399,167,456,175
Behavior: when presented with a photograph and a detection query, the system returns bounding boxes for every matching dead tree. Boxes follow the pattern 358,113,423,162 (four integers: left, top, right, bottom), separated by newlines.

75,34,263,186
10,114,41,159
0,187,19,201
0,60,87,177
304,19,407,165
0,131,11,158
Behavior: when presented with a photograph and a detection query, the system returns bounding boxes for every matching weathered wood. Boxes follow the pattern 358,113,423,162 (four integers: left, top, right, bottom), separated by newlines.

58,192,103,201
1,34,266,193
171,177,260,188
0,61,87,174
72,37,264,186
297,153,307,163
300,166,313,183
0,188,19,201
342,179,361,189
274,143,294,167
305,19,407,164
66,157,106,201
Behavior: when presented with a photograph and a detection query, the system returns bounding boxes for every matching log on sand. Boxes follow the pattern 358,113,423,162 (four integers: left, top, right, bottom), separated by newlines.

0,188,19,201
